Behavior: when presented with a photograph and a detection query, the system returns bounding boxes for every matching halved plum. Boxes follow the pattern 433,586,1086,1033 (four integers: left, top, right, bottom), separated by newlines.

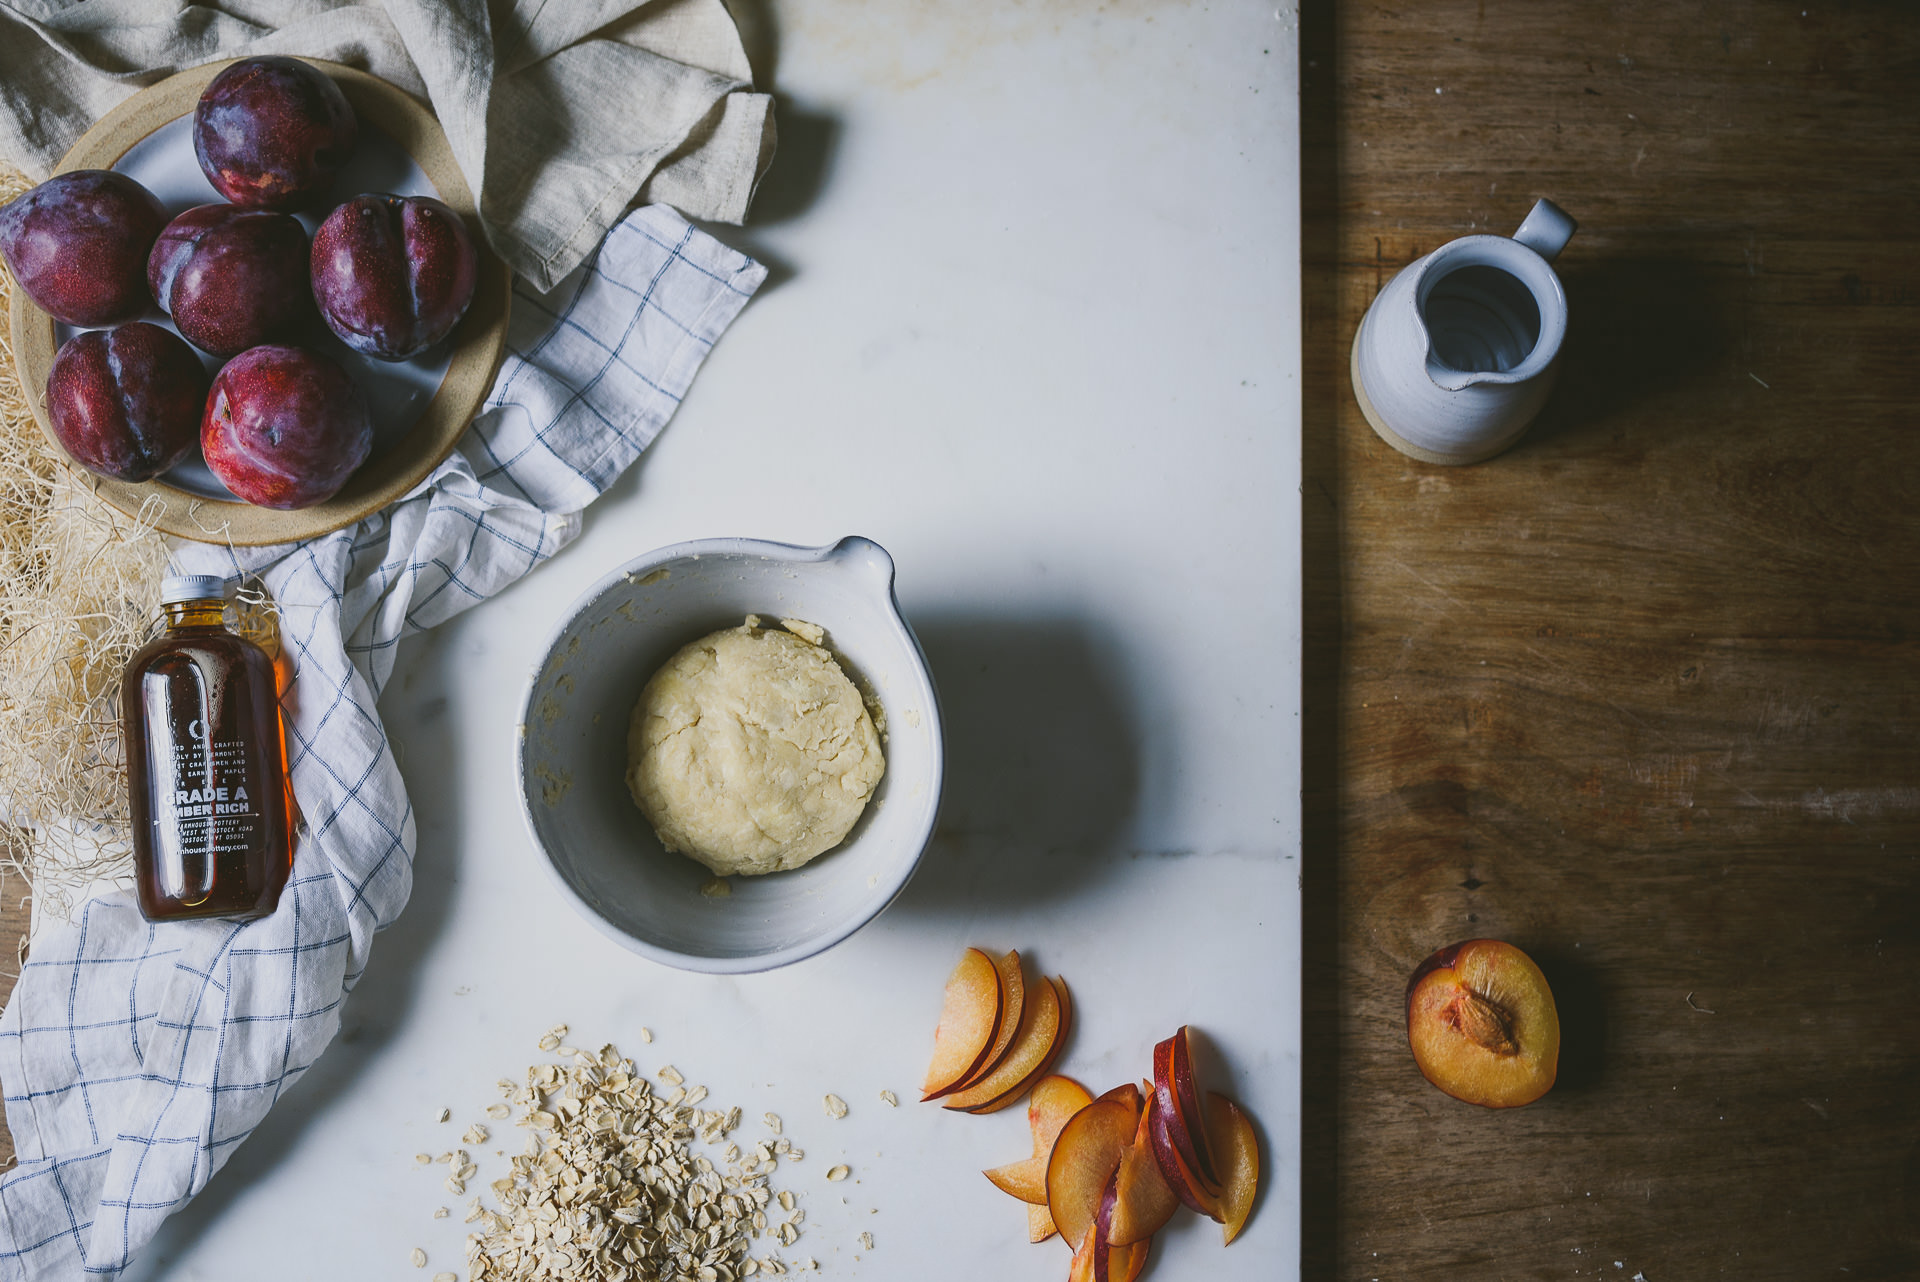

1407,938,1560,1108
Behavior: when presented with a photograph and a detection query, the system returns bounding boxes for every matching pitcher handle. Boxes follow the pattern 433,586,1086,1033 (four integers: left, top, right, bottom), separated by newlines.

1513,198,1577,262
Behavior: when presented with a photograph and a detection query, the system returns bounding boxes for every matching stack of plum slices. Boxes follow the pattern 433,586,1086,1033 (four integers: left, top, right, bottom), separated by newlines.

0,57,479,510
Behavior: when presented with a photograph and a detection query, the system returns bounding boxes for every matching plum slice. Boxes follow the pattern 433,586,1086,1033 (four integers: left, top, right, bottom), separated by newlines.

921,948,1002,1099
983,1073,1093,1204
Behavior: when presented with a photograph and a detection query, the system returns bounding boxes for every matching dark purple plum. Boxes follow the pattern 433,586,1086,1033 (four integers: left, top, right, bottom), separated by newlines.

310,193,477,361
202,345,370,509
148,204,313,357
46,323,207,482
0,171,167,326
193,57,357,210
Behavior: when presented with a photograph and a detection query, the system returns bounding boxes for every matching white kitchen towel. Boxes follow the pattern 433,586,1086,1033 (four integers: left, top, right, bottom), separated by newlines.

0,0,775,290
0,203,765,1279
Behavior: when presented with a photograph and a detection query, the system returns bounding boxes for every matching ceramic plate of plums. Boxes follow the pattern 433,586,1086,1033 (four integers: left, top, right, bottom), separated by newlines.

1,56,511,545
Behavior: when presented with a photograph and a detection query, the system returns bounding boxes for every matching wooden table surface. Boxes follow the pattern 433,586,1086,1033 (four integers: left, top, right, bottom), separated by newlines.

1300,1,1920,1278
3,3,1916,1278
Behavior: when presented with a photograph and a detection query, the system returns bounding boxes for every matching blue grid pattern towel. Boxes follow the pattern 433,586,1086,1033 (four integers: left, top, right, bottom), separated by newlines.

0,205,765,1279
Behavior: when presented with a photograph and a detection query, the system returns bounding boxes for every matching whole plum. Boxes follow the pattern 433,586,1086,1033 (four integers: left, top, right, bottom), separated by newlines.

203,346,371,509
46,323,207,482
194,57,357,211
310,193,478,361
148,204,313,357
0,171,167,326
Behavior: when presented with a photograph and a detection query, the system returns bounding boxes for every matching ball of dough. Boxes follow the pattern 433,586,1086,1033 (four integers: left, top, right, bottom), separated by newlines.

626,619,885,877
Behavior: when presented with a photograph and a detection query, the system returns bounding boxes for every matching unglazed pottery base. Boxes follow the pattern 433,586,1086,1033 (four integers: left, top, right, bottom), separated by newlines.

1350,324,1533,466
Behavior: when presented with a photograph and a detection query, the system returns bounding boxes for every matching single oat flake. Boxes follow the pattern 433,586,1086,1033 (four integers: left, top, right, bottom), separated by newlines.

859,1231,874,1251
410,1246,427,1267
878,1090,897,1108
822,1094,847,1119
434,1107,450,1123
826,1165,849,1182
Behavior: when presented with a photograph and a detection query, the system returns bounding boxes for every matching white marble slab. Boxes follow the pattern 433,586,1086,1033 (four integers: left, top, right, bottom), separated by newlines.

126,1,1302,1276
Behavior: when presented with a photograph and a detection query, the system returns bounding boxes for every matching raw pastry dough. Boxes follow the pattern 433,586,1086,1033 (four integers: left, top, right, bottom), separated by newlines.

627,618,885,876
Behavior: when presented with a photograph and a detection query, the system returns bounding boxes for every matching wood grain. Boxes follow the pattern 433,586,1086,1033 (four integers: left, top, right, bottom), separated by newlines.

1304,1,1920,1278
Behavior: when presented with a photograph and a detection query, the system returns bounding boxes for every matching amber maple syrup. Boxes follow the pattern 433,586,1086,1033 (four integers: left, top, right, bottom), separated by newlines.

123,576,293,921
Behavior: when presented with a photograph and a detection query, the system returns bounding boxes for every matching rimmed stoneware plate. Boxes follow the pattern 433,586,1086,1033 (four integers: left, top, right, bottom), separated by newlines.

6,58,510,546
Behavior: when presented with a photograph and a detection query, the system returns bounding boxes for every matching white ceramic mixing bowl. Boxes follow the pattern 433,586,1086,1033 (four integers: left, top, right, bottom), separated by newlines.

515,536,943,973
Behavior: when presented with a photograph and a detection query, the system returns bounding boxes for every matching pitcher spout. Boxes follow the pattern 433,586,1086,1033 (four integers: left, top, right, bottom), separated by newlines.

1424,352,1483,392
1424,350,1527,391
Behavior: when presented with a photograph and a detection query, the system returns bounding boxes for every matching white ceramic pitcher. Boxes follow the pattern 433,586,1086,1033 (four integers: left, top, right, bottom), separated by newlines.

1351,199,1577,464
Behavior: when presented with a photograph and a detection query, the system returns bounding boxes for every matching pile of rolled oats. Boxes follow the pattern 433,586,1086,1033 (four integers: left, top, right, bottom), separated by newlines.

447,1026,813,1281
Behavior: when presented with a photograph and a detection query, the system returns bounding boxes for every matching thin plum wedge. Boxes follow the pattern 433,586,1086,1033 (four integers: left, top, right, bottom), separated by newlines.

1108,1092,1180,1247
1045,1096,1138,1252
1202,1091,1260,1245
1067,1176,1149,1282
922,948,1002,1100
984,1073,1092,1204
1147,1087,1220,1221
948,968,1066,1112
949,949,1025,1096
1151,1026,1218,1193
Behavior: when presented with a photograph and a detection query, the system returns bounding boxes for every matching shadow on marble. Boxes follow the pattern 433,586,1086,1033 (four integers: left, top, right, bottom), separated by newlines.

126,629,473,1275
890,614,1142,913
693,0,844,293
691,92,838,297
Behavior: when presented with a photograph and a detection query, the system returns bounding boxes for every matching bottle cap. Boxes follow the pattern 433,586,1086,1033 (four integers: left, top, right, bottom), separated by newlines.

158,575,231,606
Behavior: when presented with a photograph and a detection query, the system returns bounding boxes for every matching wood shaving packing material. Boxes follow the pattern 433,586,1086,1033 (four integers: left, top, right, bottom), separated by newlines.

0,162,162,927
465,1039,799,1282
0,168,286,931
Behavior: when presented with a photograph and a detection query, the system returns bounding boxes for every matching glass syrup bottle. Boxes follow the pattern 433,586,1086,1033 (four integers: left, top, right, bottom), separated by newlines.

123,575,293,921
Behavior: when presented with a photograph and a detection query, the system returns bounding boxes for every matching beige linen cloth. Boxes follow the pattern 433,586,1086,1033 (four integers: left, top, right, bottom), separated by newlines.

0,0,775,290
